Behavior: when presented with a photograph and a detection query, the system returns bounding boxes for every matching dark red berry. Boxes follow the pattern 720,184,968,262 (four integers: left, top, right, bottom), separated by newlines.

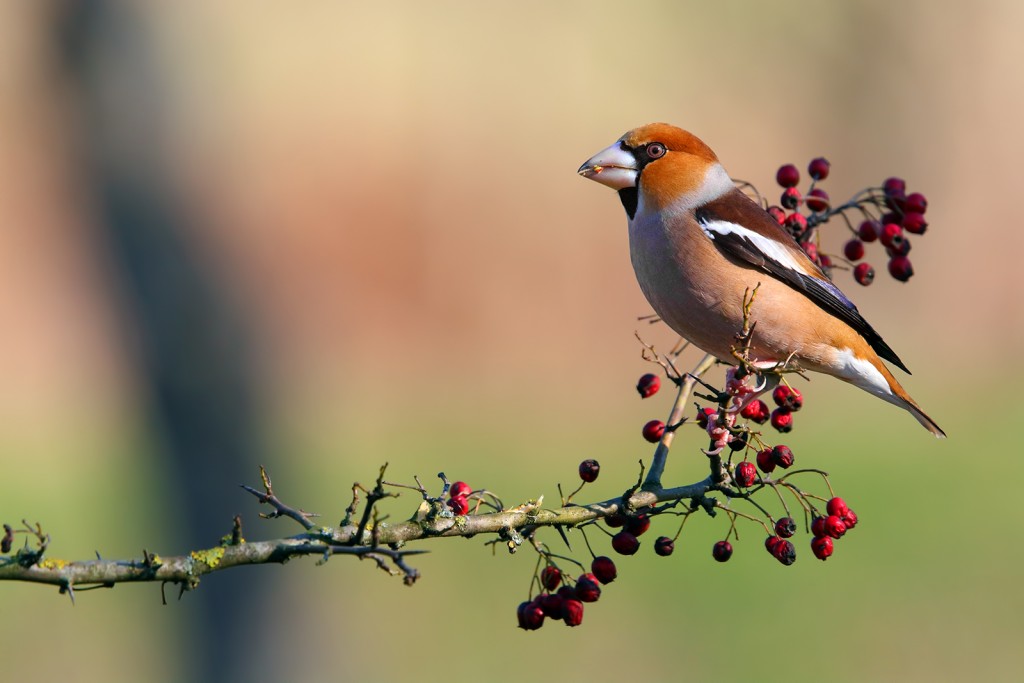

808,157,831,181
883,177,906,197
772,445,795,469
811,516,827,538
578,459,600,483
902,211,928,235
853,262,875,286
734,461,757,488
770,407,793,433
819,253,833,268
695,406,717,429
811,536,834,560
776,164,800,188
801,241,818,263
775,517,797,538
591,556,618,584
447,495,469,515
604,513,626,529
767,206,786,224
784,212,807,234
824,515,847,539
557,585,577,601
844,239,865,262
741,399,770,424
772,385,803,411
904,192,928,214
540,565,562,591
1,524,12,554
841,509,858,529
765,536,783,553
879,223,903,248
642,419,665,443
858,220,880,243
780,187,801,210
712,540,733,562
575,574,601,602
885,192,907,212
756,448,776,474
561,598,584,626
826,497,849,518
611,531,640,556
886,235,911,257
888,256,914,282
449,481,471,499
771,538,797,566
654,536,675,556
517,600,545,630
806,188,830,212
626,513,651,536
728,431,748,451
636,373,661,398
539,593,564,619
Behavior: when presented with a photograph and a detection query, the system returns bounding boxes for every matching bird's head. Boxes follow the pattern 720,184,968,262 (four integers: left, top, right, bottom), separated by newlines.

578,123,732,217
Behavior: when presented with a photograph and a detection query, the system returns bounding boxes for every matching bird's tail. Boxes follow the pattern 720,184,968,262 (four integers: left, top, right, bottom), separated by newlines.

838,349,946,438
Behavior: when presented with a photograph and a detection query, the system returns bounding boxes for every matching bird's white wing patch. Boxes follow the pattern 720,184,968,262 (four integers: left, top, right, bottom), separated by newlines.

834,348,893,400
699,219,810,275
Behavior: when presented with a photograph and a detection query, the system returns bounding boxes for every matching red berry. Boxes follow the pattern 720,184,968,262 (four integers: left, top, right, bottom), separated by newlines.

734,461,757,488
781,187,801,210
626,513,651,536
879,223,903,248
712,540,733,562
853,262,875,286
808,157,830,181
902,211,928,234
775,517,797,538
858,220,880,242
654,536,675,556
578,459,600,483
819,253,833,268
806,188,830,212
611,531,640,556
642,419,666,443
447,495,469,515
824,515,847,539
776,164,800,188
561,598,584,626
604,513,626,528
771,538,797,566
883,177,906,197
765,535,784,553
772,385,803,411
888,255,914,282
575,573,601,602
904,192,928,214
772,445,795,469
811,516,827,538
591,556,617,584
886,235,911,257
449,481,471,499
695,407,717,429
784,212,807,234
770,407,793,433
636,373,660,398
539,593,564,619
801,241,818,263
842,509,858,530
756,448,776,474
811,536,834,560
826,497,849,518
517,600,545,630
741,399,770,424
540,566,562,591
885,192,907,212
767,205,786,224
844,239,865,262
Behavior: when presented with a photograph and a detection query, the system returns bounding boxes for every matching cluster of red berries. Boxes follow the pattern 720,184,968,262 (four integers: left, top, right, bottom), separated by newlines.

517,556,618,630
446,480,472,516
809,497,858,560
771,159,930,286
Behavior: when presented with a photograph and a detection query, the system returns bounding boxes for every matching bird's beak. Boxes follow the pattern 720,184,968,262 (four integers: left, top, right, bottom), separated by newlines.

577,142,638,190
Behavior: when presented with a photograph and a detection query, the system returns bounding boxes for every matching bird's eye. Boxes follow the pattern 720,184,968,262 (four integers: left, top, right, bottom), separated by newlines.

646,142,666,159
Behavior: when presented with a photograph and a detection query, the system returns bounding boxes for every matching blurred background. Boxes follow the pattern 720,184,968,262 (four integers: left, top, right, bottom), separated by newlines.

1,1,1021,681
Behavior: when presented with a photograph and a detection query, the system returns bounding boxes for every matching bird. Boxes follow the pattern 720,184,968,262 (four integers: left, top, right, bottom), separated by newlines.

578,123,945,437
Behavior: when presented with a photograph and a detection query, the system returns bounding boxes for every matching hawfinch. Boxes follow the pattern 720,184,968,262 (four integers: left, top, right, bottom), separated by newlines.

578,123,944,437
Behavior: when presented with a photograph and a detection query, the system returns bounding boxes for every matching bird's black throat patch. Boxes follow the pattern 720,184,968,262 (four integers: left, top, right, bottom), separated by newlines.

618,187,638,220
